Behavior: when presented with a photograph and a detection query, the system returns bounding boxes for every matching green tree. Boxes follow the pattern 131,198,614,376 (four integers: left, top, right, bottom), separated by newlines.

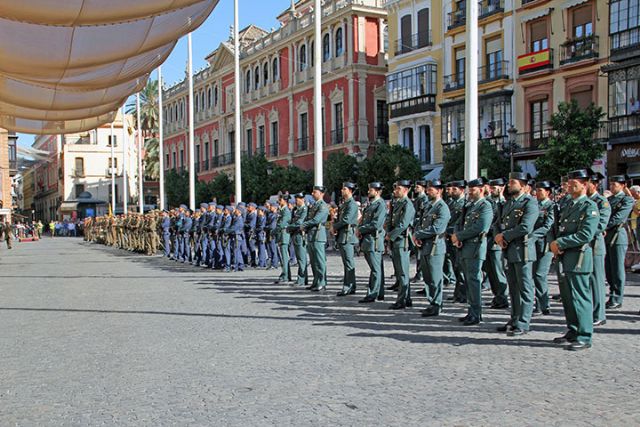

323,151,357,197
209,173,233,205
359,144,422,198
241,154,279,202
165,169,189,208
441,139,514,182
535,100,605,180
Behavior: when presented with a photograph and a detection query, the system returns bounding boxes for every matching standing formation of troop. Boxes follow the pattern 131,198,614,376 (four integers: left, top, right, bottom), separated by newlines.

85,168,637,351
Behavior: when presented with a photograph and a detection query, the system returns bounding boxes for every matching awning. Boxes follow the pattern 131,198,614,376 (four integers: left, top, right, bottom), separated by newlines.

563,0,589,9
521,8,551,23
59,202,78,211
423,166,443,181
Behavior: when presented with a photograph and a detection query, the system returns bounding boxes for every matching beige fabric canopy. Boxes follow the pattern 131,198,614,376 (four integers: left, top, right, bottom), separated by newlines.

0,0,219,134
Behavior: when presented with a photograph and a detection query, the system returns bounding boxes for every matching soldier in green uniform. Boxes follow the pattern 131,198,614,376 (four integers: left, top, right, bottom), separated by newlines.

451,178,493,325
275,195,292,284
413,179,451,316
531,180,556,316
605,175,634,309
550,169,599,351
411,180,429,284
287,193,309,287
334,182,359,296
486,178,509,309
445,181,467,302
586,172,611,326
387,180,416,310
495,172,539,336
301,186,330,292
358,182,387,303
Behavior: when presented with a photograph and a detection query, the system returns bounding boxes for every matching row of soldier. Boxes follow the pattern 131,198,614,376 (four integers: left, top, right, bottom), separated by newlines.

85,169,635,351
84,213,159,255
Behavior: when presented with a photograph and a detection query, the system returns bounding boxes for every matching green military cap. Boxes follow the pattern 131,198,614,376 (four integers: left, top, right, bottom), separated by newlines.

342,182,357,190
488,178,506,186
467,177,485,188
428,179,444,188
447,180,466,188
394,180,412,188
313,185,326,193
508,172,528,182
609,174,629,183
368,182,383,190
535,180,554,190
567,169,590,180
414,180,427,187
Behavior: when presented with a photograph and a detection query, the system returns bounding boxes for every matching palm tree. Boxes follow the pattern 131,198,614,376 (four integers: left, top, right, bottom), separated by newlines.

126,79,160,180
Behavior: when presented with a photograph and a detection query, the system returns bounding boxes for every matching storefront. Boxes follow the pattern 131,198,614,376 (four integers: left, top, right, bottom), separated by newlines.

607,142,640,184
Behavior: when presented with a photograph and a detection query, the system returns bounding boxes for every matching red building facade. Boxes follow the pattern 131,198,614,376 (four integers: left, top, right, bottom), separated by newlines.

162,0,388,181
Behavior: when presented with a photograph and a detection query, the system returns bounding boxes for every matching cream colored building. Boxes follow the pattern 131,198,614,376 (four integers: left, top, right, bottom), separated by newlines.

513,0,609,175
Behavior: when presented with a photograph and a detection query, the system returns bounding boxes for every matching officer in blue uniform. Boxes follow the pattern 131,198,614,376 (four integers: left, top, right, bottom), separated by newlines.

193,203,208,266
287,198,298,267
256,206,268,268
180,209,193,263
213,205,225,269
205,202,217,267
221,206,232,270
266,201,280,269
229,206,245,272
173,205,186,260
161,210,171,257
605,175,634,309
245,203,258,267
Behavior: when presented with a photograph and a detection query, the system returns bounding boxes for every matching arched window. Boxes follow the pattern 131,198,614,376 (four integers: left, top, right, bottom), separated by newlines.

245,69,251,93
254,65,260,89
200,90,205,111
323,34,330,62
213,86,219,106
311,41,315,67
299,44,307,71
263,62,269,85
335,27,343,57
207,87,212,108
194,93,199,113
272,57,279,82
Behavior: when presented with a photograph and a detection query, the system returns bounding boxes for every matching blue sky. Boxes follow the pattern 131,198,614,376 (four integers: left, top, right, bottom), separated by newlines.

17,0,292,148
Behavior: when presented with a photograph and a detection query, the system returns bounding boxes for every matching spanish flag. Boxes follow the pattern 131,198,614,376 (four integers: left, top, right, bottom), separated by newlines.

518,49,551,72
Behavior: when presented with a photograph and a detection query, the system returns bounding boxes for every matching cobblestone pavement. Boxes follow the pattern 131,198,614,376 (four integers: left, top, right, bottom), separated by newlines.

1,238,639,426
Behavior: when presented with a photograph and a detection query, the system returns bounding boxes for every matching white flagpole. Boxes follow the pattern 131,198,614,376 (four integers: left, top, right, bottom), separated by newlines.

464,0,479,180
110,120,116,213
158,67,166,211
234,0,242,203
122,107,129,215
187,33,196,211
137,93,144,213
313,0,323,186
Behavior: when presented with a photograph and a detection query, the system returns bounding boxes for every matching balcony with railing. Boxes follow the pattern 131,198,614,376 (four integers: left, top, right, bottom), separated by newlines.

268,143,278,157
443,73,465,92
479,60,510,84
394,30,432,55
296,136,309,152
447,9,466,30
389,94,437,118
518,48,554,76
610,27,640,61
560,35,599,65
479,0,504,19
609,114,640,140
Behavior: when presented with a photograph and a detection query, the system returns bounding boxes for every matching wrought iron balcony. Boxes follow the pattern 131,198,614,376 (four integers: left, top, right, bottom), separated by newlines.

560,35,599,65
479,60,510,83
609,114,640,139
329,128,345,146
447,9,466,30
268,143,278,157
479,0,504,19
610,27,640,61
394,30,432,55
389,94,436,119
443,73,465,92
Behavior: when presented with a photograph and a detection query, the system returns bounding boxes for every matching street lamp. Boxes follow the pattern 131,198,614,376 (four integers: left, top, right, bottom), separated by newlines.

266,164,273,176
507,126,518,172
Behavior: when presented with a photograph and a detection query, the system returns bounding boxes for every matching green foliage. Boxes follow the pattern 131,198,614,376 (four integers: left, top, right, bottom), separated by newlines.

441,139,514,182
208,173,233,205
359,144,422,198
535,100,605,180
323,152,357,197
165,169,189,208
241,154,274,202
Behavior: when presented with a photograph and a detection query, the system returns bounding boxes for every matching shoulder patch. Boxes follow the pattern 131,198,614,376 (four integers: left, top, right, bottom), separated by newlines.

603,202,609,208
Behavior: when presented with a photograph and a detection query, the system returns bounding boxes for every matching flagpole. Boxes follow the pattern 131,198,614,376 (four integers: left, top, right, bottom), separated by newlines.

313,0,323,186
110,119,116,213
137,93,144,213
158,66,166,211
464,0,479,180
122,107,129,215
234,0,242,203
187,32,196,210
